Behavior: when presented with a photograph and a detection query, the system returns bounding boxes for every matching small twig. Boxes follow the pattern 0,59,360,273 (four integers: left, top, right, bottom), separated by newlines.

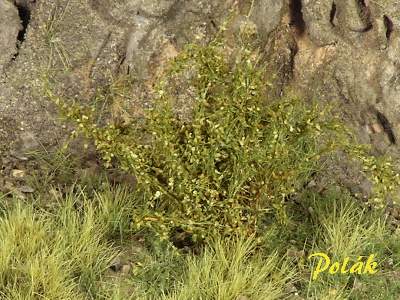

87,30,112,80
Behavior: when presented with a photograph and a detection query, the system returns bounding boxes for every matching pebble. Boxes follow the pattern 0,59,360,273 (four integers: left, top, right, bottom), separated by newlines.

121,264,131,274
286,248,305,258
18,185,34,193
9,150,28,161
371,123,383,134
4,181,14,192
285,283,298,294
392,207,400,219
307,180,316,187
110,257,122,272
11,169,25,178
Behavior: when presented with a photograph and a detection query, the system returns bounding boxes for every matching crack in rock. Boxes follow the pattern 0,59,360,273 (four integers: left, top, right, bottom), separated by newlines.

12,0,32,60
376,110,397,145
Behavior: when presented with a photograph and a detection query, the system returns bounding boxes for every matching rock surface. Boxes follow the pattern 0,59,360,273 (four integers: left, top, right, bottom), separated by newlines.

0,0,21,72
291,0,400,158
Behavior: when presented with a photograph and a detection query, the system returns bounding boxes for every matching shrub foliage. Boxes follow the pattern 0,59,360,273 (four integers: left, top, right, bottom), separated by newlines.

46,36,400,241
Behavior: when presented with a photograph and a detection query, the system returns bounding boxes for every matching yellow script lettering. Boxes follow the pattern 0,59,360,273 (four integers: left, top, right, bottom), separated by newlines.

309,252,330,280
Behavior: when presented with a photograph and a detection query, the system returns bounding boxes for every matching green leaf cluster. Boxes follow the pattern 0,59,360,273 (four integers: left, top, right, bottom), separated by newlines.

47,37,400,242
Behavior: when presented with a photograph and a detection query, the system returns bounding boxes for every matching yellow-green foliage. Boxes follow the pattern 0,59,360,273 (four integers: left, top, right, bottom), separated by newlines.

303,189,399,299
0,193,117,299
46,36,400,242
166,236,294,300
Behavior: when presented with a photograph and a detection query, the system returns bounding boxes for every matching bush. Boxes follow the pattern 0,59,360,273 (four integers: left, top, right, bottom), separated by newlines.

45,35,400,242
